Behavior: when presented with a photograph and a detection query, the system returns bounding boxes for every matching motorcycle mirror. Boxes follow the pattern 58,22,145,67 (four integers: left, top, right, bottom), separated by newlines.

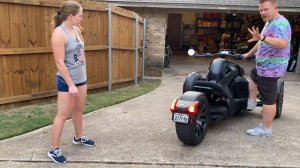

188,49,195,56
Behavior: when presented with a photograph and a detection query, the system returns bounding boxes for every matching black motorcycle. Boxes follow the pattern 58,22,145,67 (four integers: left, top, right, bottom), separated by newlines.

170,58,284,145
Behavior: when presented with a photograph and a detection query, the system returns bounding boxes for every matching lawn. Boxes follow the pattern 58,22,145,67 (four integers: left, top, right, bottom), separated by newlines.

0,80,160,140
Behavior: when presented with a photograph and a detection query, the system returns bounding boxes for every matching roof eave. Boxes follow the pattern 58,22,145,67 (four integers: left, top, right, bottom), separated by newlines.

104,2,300,12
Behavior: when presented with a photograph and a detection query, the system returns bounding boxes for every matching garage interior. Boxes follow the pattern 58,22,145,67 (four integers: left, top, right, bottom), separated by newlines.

166,10,300,70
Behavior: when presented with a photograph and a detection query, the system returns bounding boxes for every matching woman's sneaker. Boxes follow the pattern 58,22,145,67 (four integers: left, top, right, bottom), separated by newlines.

47,148,67,164
72,136,95,146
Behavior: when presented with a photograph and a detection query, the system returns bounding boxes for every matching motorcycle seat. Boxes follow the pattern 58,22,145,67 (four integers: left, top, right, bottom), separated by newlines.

207,58,243,83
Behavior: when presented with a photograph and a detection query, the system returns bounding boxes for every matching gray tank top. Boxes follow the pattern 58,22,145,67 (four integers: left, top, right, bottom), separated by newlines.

56,25,87,84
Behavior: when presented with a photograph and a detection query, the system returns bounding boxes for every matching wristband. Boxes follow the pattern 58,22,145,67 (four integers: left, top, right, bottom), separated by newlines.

261,35,266,41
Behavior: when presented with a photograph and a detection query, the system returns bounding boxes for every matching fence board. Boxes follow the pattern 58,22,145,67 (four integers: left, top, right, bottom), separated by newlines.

9,5,23,96
36,6,45,47
44,7,52,47
38,54,48,92
19,5,29,48
28,6,38,47
92,51,100,84
99,12,105,45
2,56,13,97
20,6,31,94
48,54,57,91
112,50,119,81
0,90,57,104
102,13,108,45
11,55,23,95
86,51,93,83
92,12,99,45
0,3,10,48
9,4,19,48
0,45,107,55
21,55,31,94
0,57,4,98
29,54,40,93
83,11,93,45
99,51,108,83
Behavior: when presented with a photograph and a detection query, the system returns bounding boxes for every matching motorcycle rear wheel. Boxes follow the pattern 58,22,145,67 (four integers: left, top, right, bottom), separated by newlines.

175,94,209,145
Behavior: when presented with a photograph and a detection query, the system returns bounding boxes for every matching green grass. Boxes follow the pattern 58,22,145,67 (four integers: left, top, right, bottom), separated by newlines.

0,80,160,140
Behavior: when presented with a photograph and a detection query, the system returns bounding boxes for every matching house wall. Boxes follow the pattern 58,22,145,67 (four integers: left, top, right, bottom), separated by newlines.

125,7,167,76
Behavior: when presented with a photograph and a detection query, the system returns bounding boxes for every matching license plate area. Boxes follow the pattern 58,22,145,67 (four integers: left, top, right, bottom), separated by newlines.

173,113,189,124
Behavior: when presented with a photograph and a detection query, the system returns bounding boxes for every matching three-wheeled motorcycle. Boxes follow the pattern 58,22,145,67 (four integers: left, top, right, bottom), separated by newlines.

170,57,284,145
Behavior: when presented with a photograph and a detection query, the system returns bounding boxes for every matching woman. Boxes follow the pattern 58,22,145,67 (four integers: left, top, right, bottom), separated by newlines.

48,1,95,164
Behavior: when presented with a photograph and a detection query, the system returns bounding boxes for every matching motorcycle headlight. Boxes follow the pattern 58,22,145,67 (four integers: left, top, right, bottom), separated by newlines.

188,49,195,56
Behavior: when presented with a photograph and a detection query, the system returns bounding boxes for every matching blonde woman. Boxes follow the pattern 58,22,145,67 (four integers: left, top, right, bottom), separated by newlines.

48,1,95,164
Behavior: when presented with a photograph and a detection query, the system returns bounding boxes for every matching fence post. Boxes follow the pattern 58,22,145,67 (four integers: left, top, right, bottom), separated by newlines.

135,14,139,84
107,6,112,92
142,18,147,81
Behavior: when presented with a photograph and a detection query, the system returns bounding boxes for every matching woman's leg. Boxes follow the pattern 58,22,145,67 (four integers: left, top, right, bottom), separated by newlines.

72,84,87,138
51,92,75,149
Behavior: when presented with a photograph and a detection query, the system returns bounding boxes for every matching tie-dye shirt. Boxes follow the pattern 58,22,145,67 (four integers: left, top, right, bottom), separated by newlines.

256,15,291,77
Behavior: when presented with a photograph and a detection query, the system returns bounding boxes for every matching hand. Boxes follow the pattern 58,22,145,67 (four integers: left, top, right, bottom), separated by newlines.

68,84,79,97
247,26,261,43
242,53,250,60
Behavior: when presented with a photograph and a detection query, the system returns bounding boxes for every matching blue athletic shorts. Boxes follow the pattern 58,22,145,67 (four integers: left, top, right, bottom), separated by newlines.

56,75,87,92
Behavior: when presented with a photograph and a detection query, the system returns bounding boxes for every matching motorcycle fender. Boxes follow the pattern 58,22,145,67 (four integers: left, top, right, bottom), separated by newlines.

176,99,194,113
176,99,199,124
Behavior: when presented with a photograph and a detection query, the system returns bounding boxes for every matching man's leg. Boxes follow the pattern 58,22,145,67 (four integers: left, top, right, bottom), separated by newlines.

246,77,277,137
249,79,259,102
247,79,258,111
262,104,276,128
247,68,259,111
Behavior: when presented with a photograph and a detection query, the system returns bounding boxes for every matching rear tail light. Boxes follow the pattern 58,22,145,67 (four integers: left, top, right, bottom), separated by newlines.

187,101,200,116
170,98,178,113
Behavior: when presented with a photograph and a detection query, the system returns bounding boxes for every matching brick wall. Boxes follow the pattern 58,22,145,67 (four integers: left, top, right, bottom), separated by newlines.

126,7,167,76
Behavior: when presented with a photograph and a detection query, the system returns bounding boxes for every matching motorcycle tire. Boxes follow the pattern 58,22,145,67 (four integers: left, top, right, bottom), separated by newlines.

175,93,210,145
275,78,284,119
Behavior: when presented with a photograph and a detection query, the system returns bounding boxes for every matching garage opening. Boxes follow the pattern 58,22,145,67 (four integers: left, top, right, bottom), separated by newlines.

166,10,299,72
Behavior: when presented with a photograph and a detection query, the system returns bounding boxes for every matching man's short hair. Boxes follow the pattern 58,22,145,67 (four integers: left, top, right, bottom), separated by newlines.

259,0,277,4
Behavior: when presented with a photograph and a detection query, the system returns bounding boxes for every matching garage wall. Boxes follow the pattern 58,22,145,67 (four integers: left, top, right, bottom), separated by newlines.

182,12,196,25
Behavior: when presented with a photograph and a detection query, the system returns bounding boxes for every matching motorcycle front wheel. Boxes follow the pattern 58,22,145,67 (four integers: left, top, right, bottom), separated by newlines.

175,94,210,145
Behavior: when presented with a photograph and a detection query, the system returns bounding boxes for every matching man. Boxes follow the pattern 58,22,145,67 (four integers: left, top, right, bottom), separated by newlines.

243,0,291,137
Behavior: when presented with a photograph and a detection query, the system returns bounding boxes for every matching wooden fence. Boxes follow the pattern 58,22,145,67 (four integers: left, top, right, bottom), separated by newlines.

0,0,145,108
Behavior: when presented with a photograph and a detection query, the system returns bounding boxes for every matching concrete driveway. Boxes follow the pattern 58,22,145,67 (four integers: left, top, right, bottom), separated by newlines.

0,55,300,168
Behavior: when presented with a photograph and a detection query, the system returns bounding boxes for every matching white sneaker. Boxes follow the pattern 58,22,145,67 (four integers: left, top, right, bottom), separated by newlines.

247,123,272,137
247,100,257,111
